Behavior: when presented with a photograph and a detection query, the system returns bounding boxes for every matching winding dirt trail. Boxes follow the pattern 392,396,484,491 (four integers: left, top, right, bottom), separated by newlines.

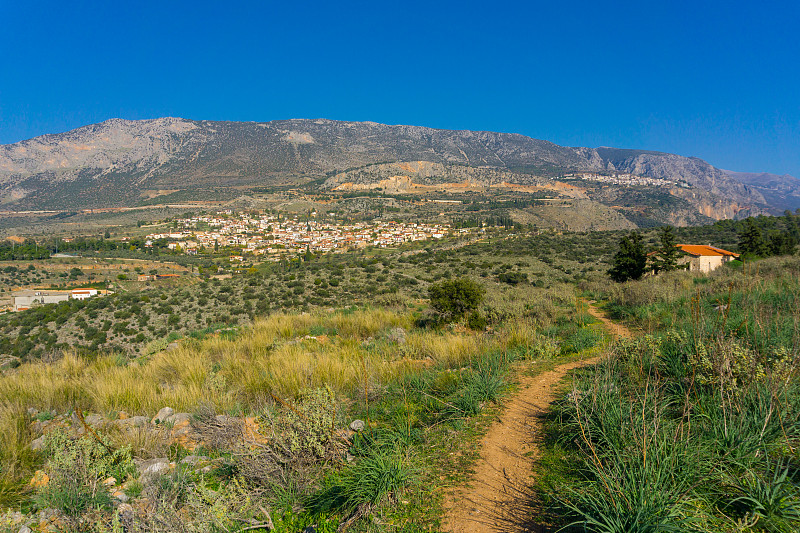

441,302,631,533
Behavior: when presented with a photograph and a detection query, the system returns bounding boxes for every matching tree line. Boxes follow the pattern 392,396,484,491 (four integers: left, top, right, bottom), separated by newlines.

609,212,800,282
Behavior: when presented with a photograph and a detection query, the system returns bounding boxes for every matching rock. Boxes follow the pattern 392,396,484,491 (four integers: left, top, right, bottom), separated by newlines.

199,465,215,474
30,436,45,451
117,411,129,420
84,414,107,428
112,490,129,503
164,412,190,425
136,458,170,477
152,407,174,425
112,416,149,430
102,476,117,487
179,455,209,466
170,418,200,450
27,408,38,417
29,470,49,488
349,419,365,432
18,525,32,533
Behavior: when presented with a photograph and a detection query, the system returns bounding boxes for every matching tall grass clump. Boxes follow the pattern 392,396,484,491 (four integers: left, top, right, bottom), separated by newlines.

307,453,411,515
0,401,36,507
543,257,800,532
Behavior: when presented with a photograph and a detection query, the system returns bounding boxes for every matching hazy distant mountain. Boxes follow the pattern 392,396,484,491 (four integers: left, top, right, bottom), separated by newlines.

0,117,779,219
722,170,800,212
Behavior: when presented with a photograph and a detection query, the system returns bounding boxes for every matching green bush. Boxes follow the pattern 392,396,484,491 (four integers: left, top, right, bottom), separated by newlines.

274,388,338,458
428,278,485,323
497,271,528,285
36,430,135,517
467,311,487,330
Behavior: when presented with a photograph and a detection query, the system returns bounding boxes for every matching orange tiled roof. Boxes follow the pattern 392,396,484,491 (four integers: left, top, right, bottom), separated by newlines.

676,244,739,257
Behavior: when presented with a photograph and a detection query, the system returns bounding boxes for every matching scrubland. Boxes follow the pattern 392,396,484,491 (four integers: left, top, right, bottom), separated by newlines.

0,276,601,531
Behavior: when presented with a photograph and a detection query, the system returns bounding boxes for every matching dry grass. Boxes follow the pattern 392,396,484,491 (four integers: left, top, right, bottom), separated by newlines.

0,292,578,423
0,303,570,506
0,308,476,417
404,330,492,367
0,400,35,504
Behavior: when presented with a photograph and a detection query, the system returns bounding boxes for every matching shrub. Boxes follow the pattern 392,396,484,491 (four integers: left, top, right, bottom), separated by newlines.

467,311,487,330
274,388,338,458
36,430,135,517
428,278,485,323
497,271,528,285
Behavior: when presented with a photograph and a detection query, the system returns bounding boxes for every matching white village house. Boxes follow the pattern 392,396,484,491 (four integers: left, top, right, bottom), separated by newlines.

676,244,739,273
12,288,109,311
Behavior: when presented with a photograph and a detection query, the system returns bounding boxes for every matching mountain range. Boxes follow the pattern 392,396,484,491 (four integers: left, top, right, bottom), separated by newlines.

0,117,796,222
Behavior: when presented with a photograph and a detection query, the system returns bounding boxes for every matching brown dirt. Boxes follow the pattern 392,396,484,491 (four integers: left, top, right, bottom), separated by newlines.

584,300,633,339
441,302,631,532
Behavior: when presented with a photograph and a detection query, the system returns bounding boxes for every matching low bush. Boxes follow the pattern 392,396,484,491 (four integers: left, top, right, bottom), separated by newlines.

274,387,338,458
36,430,135,518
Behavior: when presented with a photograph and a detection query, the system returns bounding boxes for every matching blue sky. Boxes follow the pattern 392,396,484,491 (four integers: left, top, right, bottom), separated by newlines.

1,0,798,176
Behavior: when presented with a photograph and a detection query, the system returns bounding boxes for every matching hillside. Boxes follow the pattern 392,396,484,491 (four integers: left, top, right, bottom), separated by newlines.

0,118,780,220
723,169,800,211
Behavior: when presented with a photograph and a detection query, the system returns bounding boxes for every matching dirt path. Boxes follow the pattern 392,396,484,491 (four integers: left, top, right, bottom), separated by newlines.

441,302,630,533
584,300,633,340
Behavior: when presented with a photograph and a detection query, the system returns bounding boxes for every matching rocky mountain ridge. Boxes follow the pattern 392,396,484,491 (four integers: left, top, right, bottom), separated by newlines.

0,117,782,218
723,170,800,212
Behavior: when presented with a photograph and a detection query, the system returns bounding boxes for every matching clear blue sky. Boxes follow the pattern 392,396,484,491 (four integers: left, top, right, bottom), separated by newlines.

1,0,798,176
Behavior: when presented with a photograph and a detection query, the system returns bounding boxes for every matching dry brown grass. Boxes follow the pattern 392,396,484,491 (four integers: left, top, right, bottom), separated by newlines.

0,303,566,506
0,309,447,418
0,294,575,420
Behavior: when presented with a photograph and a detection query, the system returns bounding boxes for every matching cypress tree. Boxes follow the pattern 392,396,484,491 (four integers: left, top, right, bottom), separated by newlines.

738,218,765,257
650,226,684,274
608,231,647,282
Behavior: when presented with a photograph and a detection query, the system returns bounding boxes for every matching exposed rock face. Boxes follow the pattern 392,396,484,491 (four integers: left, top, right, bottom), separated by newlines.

0,117,781,216
324,161,543,190
723,169,800,211
596,148,765,205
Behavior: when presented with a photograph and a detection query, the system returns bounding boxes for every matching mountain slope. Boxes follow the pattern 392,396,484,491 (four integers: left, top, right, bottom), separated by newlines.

0,118,775,217
723,170,800,212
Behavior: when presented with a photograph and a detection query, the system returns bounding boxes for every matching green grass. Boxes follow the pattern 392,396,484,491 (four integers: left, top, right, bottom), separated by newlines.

536,256,800,532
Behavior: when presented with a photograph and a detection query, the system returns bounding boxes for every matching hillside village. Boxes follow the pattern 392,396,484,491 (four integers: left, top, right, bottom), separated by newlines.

563,172,689,187
142,212,451,258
